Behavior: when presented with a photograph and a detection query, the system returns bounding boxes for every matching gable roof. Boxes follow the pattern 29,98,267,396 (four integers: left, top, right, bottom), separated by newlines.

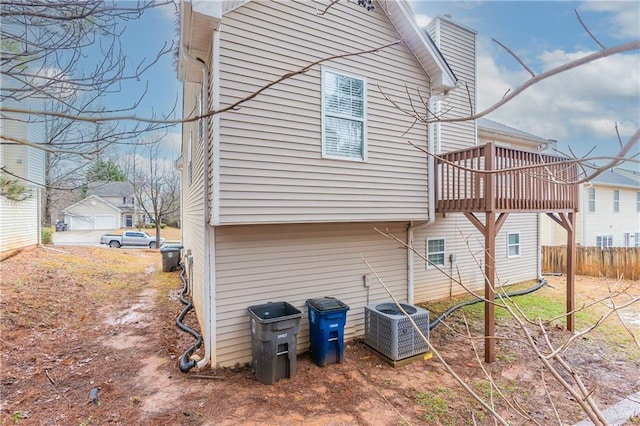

477,118,557,152
86,181,134,198
179,0,457,92
62,194,123,214
585,166,640,189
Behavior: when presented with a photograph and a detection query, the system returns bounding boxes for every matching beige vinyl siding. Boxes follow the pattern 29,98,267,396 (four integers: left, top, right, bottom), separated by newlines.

214,222,408,367
181,81,208,333
427,17,476,153
413,213,538,303
494,213,538,286
216,0,433,224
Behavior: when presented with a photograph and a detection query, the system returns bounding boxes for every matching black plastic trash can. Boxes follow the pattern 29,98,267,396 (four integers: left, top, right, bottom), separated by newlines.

248,301,302,385
160,244,182,272
306,297,350,367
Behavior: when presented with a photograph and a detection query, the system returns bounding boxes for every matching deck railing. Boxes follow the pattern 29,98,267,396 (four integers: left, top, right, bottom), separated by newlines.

435,142,579,213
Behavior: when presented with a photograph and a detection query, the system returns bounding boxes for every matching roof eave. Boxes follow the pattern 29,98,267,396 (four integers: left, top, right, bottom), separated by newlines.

178,1,222,83
381,0,457,93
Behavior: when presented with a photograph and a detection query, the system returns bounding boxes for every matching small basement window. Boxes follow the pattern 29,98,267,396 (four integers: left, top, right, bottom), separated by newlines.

507,233,520,258
426,238,445,268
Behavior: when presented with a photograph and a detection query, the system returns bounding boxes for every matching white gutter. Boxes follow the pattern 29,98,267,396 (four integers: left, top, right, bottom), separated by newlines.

428,94,446,225
407,93,447,304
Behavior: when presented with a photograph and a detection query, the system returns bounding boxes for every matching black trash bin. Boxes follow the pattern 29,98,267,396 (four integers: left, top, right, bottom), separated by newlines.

247,301,302,385
160,244,182,272
306,297,350,367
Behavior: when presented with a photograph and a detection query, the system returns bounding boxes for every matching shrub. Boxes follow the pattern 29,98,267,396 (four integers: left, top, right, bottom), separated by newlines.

41,226,54,244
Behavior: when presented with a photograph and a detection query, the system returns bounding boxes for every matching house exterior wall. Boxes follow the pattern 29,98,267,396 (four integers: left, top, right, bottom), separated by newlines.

0,96,44,255
213,221,408,367
581,184,639,247
178,1,545,369
0,187,40,256
412,213,539,303
541,182,639,248
216,0,434,225
180,81,208,335
427,16,477,153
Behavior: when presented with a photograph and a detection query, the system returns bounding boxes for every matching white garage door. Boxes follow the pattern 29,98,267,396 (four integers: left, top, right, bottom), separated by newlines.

70,215,92,230
94,215,115,230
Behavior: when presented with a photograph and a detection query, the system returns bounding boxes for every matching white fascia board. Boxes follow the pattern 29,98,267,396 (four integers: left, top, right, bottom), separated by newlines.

191,0,222,19
393,0,457,91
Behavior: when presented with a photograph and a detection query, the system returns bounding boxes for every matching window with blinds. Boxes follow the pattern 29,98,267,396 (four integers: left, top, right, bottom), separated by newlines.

322,68,366,160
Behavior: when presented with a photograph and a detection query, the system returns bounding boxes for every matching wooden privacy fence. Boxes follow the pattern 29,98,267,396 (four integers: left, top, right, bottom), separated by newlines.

542,246,640,281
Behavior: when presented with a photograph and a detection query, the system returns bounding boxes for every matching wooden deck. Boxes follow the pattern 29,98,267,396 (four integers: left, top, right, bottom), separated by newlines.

435,142,579,213
434,142,579,363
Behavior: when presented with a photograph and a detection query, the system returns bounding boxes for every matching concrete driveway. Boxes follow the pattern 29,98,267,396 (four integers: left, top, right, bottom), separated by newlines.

52,230,106,246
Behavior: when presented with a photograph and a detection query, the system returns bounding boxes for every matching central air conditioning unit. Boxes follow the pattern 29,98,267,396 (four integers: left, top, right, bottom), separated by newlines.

364,302,430,361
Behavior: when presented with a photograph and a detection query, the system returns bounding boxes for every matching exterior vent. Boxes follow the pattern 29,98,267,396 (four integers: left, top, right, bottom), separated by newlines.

364,302,430,361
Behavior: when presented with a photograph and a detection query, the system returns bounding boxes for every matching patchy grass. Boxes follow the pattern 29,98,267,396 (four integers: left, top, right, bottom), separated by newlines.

420,279,639,359
414,388,451,423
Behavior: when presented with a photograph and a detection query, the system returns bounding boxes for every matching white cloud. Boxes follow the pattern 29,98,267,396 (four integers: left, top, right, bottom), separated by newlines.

476,41,639,157
579,1,640,39
414,13,434,28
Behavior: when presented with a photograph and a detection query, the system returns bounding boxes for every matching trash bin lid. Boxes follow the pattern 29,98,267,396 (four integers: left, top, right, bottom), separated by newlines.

160,244,183,252
306,297,349,312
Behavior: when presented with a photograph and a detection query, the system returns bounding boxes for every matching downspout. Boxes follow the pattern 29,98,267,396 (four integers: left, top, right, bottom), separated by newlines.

200,28,221,368
407,93,447,304
181,44,212,369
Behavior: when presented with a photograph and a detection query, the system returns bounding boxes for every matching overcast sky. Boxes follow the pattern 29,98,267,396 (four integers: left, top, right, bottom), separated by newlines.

411,0,640,162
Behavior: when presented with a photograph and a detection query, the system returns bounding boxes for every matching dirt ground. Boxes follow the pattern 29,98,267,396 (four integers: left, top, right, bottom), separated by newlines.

1,246,639,425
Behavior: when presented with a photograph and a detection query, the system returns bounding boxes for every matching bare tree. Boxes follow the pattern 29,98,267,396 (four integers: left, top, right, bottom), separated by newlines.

1,0,179,224
127,141,180,245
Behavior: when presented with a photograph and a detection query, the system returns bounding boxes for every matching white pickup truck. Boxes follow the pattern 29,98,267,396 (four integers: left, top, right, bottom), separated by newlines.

100,231,164,248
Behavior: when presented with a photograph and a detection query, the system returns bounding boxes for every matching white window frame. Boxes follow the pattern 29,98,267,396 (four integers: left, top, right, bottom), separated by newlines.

507,232,521,258
587,187,596,213
636,191,640,212
321,67,367,161
613,189,620,213
596,235,613,248
426,237,446,268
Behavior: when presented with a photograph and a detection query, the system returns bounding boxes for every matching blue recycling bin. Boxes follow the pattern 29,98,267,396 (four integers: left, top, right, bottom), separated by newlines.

306,297,350,367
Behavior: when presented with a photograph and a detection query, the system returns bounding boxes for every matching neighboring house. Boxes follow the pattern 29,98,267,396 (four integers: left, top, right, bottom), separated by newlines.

177,1,577,368
62,181,142,230
542,167,640,247
0,95,45,259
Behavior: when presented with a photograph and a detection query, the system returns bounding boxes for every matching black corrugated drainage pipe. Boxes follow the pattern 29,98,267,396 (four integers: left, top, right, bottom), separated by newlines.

428,278,548,330
176,262,203,372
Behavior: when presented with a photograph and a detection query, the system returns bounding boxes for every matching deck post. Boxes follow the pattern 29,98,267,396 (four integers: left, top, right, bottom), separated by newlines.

566,212,576,331
484,211,496,363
